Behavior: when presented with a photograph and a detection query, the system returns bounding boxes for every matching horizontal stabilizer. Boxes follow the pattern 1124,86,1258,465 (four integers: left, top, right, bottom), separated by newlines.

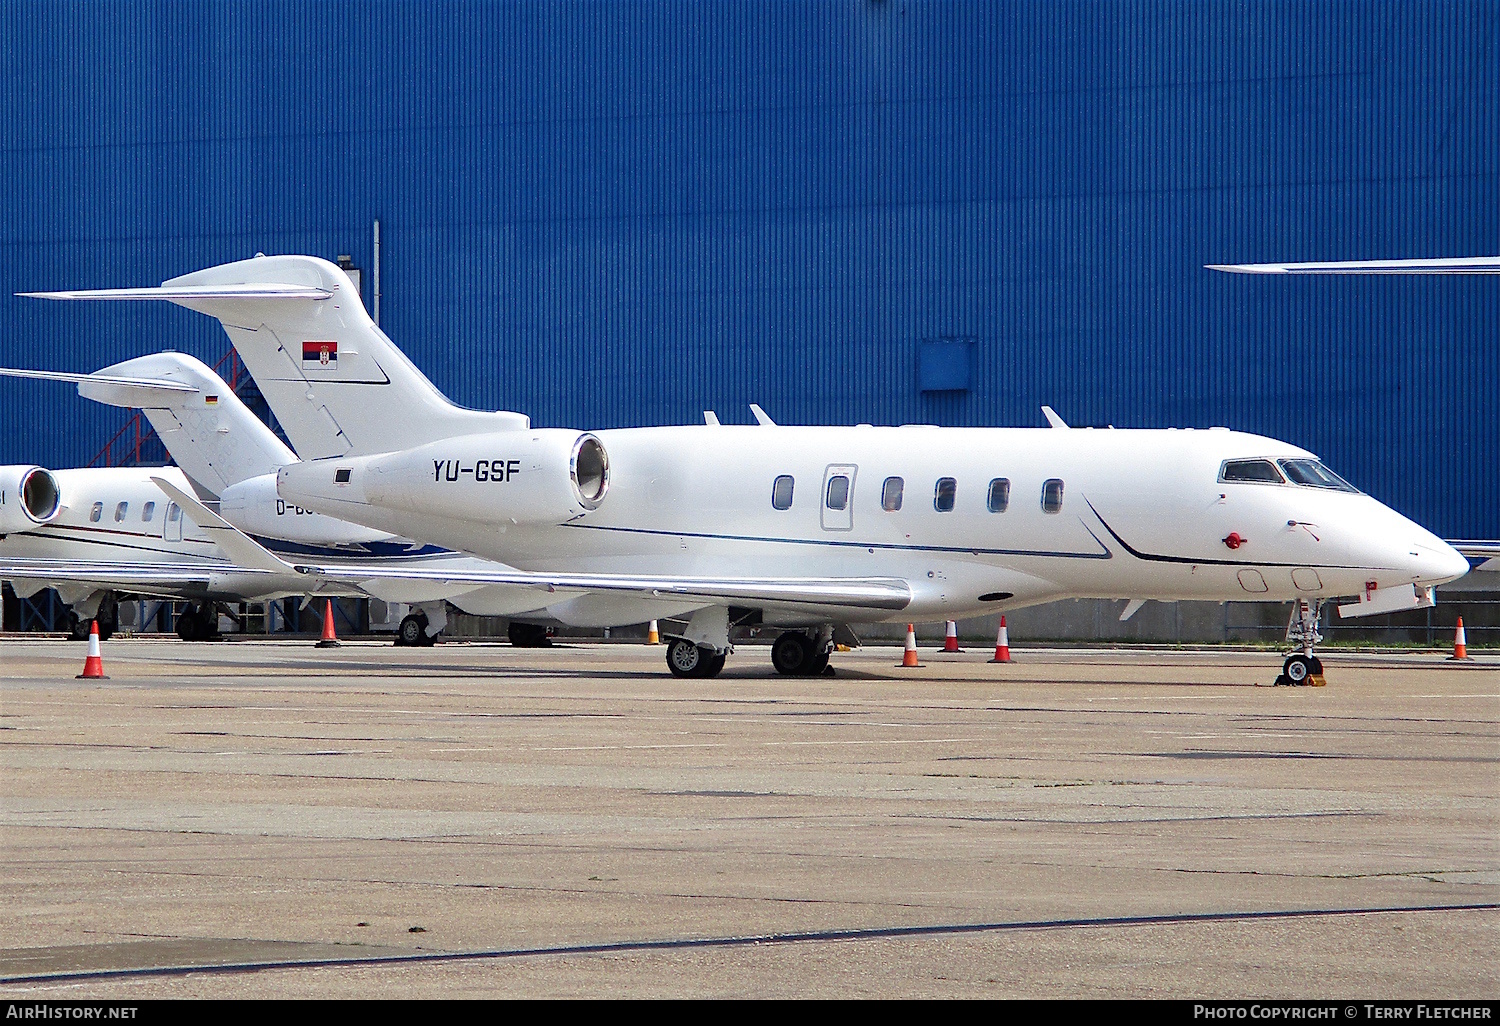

1207,257,1500,275
18,284,331,301
296,563,913,612
0,366,198,393
0,557,232,586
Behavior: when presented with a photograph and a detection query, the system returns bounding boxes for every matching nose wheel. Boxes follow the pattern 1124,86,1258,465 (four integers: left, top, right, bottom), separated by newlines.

1275,599,1327,686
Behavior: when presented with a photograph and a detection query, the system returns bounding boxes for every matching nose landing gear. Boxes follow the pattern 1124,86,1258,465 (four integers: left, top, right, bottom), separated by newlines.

1275,598,1326,687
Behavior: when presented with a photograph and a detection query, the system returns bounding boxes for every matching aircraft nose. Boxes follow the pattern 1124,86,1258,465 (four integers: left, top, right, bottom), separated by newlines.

1418,540,1472,586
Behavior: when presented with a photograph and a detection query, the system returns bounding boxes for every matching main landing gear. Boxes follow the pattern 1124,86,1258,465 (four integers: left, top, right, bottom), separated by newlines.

770,628,833,677
665,638,727,678
396,612,437,647
1275,598,1326,687
174,602,221,642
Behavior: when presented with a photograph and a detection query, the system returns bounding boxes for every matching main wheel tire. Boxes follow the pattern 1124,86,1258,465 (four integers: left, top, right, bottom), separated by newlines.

508,622,552,648
771,632,812,675
666,638,705,678
804,649,830,677
65,611,88,641
1283,654,1312,685
175,609,201,642
397,613,428,647
701,651,726,678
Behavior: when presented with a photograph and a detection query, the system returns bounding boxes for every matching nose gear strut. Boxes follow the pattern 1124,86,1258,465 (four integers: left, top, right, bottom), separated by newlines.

1275,598,1326,686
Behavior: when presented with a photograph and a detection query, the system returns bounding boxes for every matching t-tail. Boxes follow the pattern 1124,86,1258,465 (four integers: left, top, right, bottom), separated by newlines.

22,255,531,459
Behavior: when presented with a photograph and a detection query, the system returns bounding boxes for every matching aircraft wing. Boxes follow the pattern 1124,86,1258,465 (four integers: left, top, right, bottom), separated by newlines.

0,558,233,587
0,366,199,393
1207,257,1500,274
1449,540,1500,574
148,476,299,575
295,563,914,612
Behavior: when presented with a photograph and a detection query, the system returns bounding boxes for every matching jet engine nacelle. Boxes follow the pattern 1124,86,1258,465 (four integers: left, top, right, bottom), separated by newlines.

278,430,610,527
0,465,62,533
219,472,398,546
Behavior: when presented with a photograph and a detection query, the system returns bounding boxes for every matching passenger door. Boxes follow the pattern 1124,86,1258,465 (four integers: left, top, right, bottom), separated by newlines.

820,464,857,531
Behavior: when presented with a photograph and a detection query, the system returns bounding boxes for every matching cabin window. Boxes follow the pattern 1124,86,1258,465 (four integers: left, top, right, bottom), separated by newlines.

771,475,795,510
1041,479,1064,513
1219,459,1284,484
167,504,181,522
114,501,128,522
881,476,904,512
987,478,1010,513
934,477,957,512
89,501,103,523
1278,459,1359,493
825,475,849,511
141,501,156,522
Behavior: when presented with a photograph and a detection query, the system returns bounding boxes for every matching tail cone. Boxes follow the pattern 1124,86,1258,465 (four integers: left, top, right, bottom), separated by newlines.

76,620,109,679
316,598,342,648
988,616,1012,664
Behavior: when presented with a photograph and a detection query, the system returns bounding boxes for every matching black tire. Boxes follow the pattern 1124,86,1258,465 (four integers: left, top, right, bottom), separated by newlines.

1309,656,1324,675
666,638,704,678
804,649,830,677
701,651,726,678
397,613,427,647
96,595,118,641
771,632,812,675
508,621,552,648
1283,654,1312,685
65,611,88,641
174,609,197,641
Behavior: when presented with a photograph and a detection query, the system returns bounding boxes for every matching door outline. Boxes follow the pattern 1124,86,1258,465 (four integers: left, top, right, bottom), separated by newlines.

821,464,857,531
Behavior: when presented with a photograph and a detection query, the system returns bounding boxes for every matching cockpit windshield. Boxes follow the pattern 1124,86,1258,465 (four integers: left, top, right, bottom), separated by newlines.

1277,459,1359,493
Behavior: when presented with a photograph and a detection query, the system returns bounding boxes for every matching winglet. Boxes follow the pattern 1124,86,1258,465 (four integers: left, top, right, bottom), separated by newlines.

1041,406,1069,429
704,411,721,427
749,403,776,426
149,476,296,575
1206,257,1500,275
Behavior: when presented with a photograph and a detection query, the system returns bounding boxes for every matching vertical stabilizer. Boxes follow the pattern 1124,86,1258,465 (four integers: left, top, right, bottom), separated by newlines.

25,254,531,458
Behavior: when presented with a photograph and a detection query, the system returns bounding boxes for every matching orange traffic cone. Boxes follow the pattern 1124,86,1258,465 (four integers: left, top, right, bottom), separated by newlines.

941,620,962,653
76,620,108,679
988,616,1012,664
647,620,660,645
897,624,922,667
1449,616,1470,661
316,598,341,648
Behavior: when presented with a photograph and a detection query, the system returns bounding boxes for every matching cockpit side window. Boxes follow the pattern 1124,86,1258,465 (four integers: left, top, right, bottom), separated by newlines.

1219,459,1284,484
1278,459,1359,493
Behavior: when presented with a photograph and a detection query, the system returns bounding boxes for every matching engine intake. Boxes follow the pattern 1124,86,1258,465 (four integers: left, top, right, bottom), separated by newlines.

0,465,62,533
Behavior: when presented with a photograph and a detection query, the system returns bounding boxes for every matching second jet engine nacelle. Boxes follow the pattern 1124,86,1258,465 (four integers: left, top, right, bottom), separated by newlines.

0,465,62,533
219,473,398,546
278,430,609,527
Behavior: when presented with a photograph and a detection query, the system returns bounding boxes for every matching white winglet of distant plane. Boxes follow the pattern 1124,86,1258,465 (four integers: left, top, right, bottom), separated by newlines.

1207,257,1500,274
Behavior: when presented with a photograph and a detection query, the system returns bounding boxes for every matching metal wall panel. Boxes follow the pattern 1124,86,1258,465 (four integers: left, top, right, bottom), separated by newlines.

0,0,1494,536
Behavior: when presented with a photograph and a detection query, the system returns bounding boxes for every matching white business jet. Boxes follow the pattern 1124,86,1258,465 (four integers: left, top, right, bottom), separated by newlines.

0,353,556,643
1208,255,1500,574
25,256,1471,682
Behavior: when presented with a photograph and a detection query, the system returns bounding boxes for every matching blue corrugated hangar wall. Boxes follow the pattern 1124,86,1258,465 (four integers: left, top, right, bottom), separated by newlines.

0,1,1495,538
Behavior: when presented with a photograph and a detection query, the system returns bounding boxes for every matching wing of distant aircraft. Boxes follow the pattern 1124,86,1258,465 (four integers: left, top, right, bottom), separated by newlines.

1207,257,1500,274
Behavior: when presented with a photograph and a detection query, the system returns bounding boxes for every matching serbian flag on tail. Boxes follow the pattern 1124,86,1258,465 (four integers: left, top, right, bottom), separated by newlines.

303,340,338,368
